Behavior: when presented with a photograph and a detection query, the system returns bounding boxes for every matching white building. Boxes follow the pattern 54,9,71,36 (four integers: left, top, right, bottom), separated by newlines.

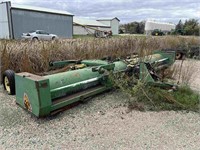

97,17,120,35
145,20,175,35
73,17,111,35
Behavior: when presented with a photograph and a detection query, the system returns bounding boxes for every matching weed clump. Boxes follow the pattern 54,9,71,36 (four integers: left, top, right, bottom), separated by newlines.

110,70,199,112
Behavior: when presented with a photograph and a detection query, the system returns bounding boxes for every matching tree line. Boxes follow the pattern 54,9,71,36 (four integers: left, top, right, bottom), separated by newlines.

119,19,199,36
119,21,145,34
175,19,199,36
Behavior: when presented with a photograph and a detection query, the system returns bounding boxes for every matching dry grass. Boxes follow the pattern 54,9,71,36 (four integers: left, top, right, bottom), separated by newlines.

0,36,199,76
171,59,197,85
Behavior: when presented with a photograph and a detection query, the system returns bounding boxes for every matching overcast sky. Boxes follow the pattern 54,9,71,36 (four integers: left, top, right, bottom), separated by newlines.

4,0,200,24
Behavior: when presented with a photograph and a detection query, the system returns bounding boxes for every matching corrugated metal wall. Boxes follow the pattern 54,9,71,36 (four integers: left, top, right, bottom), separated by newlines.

97,20,111,26
111,19,119,35
0,2,10,39
145,21,175,32
98,19,119,35
11,9,73,39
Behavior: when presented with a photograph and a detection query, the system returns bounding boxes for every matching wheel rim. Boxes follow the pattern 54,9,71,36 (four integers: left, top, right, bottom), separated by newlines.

176,53,181,59
4,76,11,94
33,38,38,41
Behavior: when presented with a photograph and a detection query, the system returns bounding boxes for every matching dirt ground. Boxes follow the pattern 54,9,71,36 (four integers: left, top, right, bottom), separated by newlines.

0,60,200,150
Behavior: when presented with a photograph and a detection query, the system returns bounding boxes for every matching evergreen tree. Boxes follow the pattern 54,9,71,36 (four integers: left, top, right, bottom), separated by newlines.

176,20,183,30
183,19,199,35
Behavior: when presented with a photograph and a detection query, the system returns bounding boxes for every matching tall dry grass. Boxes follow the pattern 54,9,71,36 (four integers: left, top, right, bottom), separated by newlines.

171,59,197,85
0,36,199,76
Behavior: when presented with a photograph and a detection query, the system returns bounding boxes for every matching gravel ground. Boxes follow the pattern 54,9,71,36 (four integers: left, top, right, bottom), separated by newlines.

0,60,200,150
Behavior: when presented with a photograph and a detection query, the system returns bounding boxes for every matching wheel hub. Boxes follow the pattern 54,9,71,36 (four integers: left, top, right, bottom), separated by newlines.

4,76,11,94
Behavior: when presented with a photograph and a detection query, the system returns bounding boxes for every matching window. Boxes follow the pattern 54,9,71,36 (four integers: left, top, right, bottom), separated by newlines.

40,31,49,35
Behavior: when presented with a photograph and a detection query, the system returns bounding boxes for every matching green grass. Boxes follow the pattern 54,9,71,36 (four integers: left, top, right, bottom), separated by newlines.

128,85,200,112
110,72,199,112
172,86,199,110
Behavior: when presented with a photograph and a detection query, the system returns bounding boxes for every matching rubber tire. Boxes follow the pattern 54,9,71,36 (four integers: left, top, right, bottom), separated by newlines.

52,37,55,40
32,37,38,41
2,70,15,95
176,53,182,60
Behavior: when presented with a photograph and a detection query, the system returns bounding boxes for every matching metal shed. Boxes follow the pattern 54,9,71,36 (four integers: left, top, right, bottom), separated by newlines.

145,20,175,35
97,17,120,35
73,17,111,35
0,1,73,39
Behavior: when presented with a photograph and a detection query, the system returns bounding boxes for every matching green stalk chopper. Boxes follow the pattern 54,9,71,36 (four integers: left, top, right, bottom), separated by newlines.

2,50,176,117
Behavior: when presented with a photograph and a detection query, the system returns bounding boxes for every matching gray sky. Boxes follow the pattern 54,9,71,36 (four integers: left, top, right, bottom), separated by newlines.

5,0,200,24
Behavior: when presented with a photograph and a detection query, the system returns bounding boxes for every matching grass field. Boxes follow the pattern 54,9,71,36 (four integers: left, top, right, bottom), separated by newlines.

0,36,199,76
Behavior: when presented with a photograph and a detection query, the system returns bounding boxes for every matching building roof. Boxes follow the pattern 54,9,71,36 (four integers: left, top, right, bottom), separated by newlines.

11,4,73,16
73,17,110,27
97,17,120,22
146,20,175,26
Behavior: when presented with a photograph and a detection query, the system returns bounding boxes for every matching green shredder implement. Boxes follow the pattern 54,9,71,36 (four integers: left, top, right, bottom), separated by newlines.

2,50,176,117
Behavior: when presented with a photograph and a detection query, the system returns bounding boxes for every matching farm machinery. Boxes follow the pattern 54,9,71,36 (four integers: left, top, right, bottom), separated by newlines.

74,22,112,38
162,45,200,60
2,50,176,117
151,29,165,36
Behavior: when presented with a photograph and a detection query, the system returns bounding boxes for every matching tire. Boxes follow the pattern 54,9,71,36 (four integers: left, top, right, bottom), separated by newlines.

176,52,182,60
32,37,38,41
52,37,56,40
2,70,15,95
